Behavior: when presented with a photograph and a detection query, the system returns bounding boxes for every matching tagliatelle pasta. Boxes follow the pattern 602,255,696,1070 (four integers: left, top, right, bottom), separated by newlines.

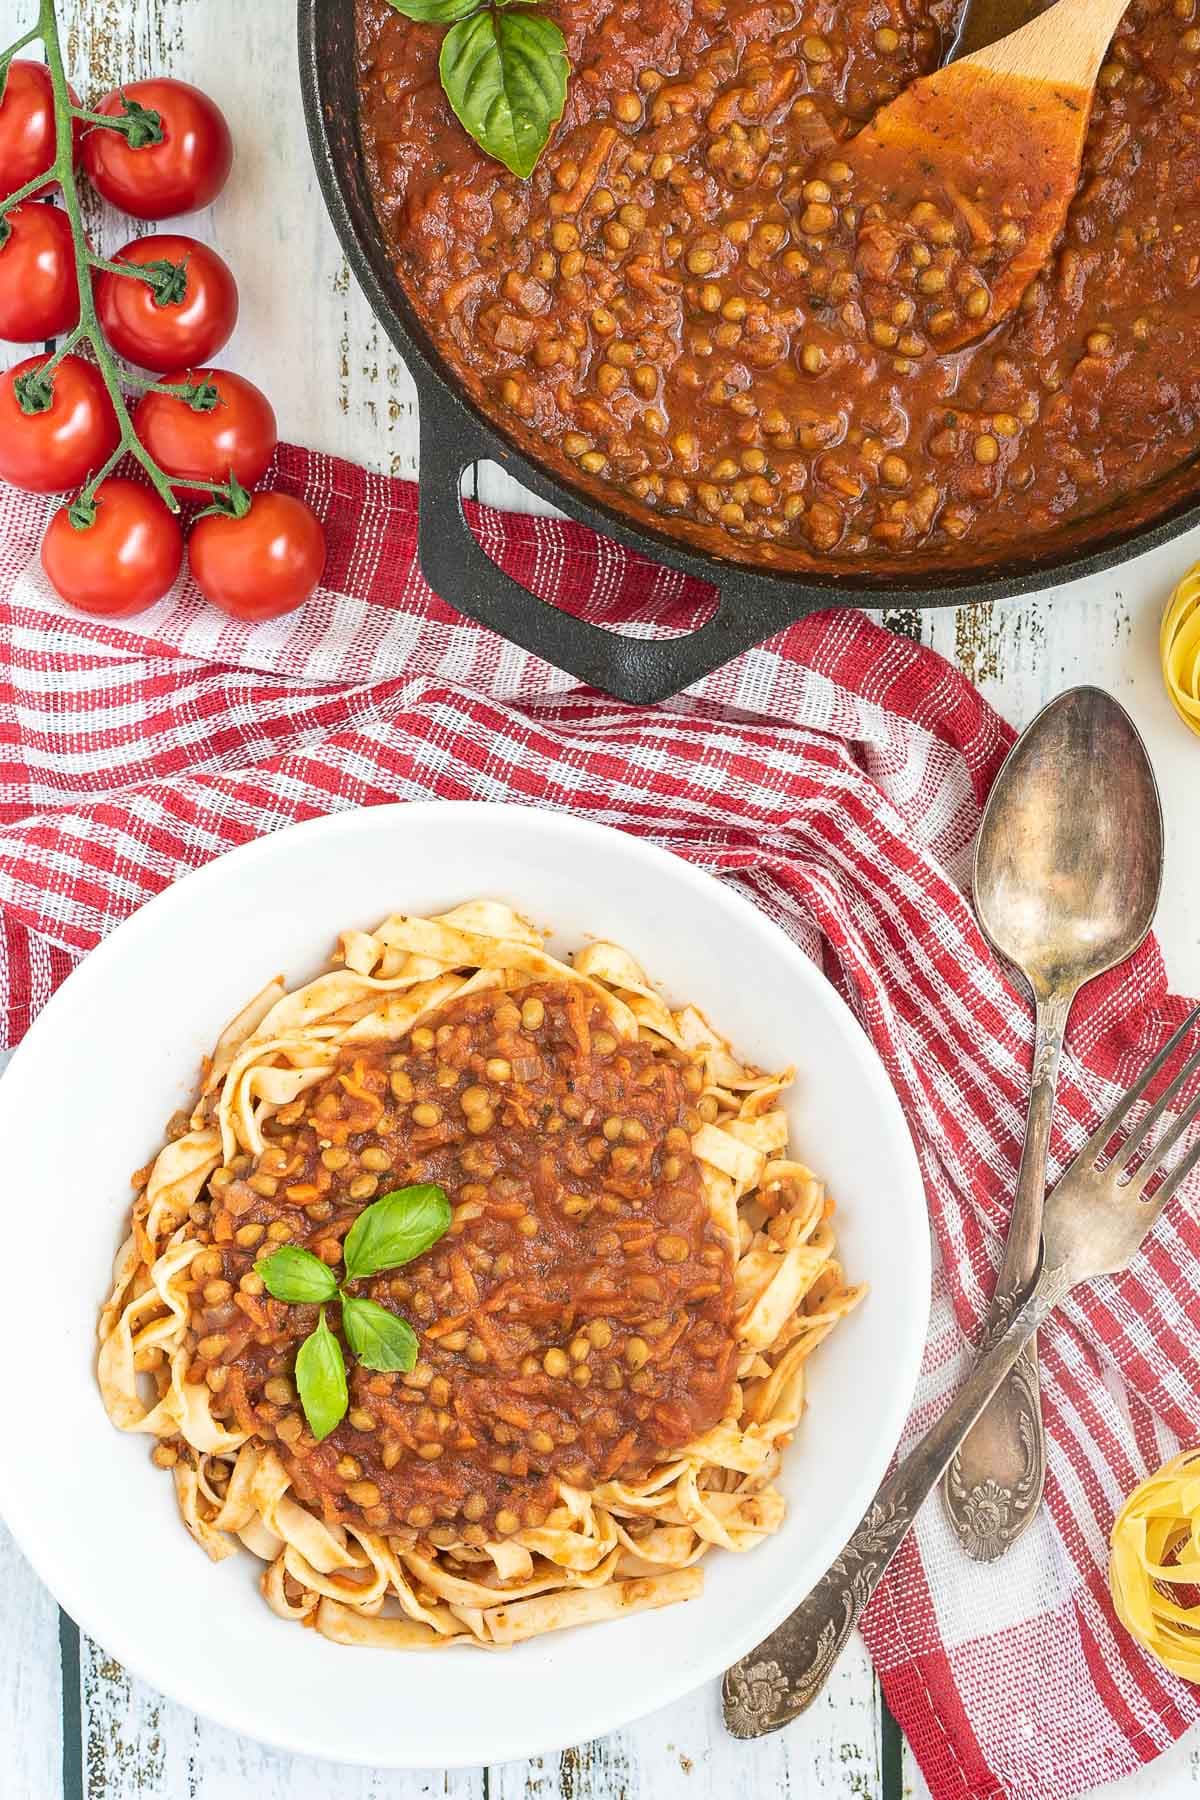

98,901,864,1650
1161,564,1200,739
1110,1447,1200,1682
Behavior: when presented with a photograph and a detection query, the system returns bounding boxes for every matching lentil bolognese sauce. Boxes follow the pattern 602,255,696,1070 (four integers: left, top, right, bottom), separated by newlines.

356,0,1200,571
98,902,863,1648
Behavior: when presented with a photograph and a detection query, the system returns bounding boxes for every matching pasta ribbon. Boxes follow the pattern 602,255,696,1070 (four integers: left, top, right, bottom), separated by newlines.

1161,564,1200,738
1110,1446,1200,1681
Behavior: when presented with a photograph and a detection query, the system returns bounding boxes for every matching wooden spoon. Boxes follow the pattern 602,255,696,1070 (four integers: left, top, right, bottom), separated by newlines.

831,0,1131,352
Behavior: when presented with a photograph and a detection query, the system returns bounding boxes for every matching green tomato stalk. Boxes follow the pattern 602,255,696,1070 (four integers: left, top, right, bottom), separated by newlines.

0,0,235,518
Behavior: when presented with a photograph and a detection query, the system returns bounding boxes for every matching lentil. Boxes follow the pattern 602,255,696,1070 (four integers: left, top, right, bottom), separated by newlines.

176,979,736,1534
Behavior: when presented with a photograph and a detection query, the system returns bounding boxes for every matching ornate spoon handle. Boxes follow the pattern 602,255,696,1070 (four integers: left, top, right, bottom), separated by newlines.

942,985,1071,1559
722,1260,1073,1737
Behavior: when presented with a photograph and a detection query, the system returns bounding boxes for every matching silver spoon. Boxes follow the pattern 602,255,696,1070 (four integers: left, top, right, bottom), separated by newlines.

942,686,1162,1559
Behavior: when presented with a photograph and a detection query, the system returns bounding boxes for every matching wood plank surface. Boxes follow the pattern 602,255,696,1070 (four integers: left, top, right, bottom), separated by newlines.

0,1521,62,1798
69,1623,885,1799
1,0,1199,1794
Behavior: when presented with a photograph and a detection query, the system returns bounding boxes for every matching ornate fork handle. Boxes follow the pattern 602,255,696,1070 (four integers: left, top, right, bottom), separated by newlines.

723,1260,1074,1737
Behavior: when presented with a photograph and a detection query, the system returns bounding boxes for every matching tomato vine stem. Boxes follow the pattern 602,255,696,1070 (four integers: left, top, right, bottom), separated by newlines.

87,252,156,281
34,318,83,376
70,100,164,144
0,24,39,64
0,163,55,209
0,0,232,516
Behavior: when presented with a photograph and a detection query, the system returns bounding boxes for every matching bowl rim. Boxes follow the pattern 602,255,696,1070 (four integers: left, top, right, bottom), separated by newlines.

0,802,931,1766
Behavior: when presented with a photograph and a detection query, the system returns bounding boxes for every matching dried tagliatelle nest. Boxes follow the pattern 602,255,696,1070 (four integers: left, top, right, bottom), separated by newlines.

1110,1446,1200,1681
1161,563,1200,740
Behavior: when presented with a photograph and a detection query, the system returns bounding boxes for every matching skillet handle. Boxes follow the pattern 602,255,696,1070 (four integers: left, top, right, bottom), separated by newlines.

416,409,771,704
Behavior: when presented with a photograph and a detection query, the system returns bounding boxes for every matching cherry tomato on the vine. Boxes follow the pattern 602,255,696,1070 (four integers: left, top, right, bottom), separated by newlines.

188,492,325,620
41,476,183,616
0,202,79,342
82,79,232,220
94,234,238,372
0,61,83,199
134,366,276,496
0,353,120,493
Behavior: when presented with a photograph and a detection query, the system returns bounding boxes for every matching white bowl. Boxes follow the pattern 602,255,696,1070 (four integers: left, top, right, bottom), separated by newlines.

0,803,929,1767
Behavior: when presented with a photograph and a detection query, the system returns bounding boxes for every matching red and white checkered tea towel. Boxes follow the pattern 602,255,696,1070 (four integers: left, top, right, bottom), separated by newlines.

1,446,1198,1799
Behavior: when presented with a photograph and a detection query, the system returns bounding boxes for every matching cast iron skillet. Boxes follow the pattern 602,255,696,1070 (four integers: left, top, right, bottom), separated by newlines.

298,0,1200,703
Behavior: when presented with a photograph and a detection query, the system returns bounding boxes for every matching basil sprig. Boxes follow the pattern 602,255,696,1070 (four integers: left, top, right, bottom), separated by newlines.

343,1296,420,1372
255,1183,451,1442
294,1309,348,1442
385,0,568,180
253,1243,338,1305
342,1183,451,1280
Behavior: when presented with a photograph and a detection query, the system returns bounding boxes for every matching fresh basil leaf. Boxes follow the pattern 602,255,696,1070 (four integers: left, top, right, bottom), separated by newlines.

440,9,567,180
385,0,483,19
254,1245,339,1305
342,1296,420,1373
294,1309,348,1442
342,1184,451,1282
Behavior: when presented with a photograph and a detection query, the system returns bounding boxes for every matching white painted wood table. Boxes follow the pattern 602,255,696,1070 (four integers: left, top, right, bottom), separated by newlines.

3,3,1200,1796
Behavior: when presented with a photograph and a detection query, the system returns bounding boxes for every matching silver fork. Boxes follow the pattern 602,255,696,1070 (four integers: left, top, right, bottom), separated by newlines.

723,1006,1200,1738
